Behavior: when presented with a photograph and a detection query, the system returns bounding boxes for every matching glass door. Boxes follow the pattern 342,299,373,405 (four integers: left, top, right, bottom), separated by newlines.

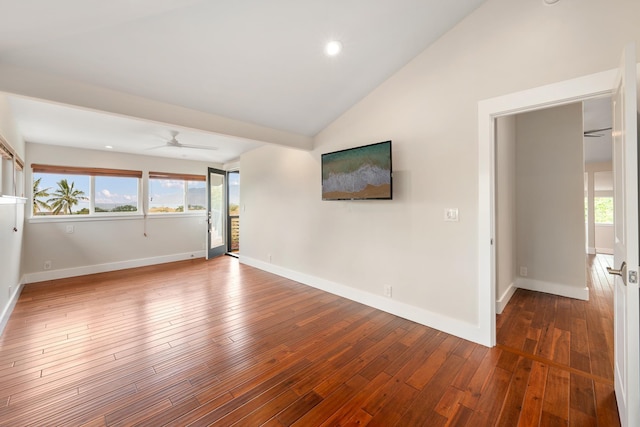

207,167,226,259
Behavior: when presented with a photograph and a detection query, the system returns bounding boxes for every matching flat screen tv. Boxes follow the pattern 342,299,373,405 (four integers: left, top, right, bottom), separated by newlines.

321,140,392,200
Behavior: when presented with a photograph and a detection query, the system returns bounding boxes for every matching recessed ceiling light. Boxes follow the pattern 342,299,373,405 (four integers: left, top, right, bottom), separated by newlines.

105,145,113,149
543,0,560,4
325,40,342,57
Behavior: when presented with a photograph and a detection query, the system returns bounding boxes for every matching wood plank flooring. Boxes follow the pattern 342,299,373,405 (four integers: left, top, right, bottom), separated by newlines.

496,254,619,426
0,254,619,426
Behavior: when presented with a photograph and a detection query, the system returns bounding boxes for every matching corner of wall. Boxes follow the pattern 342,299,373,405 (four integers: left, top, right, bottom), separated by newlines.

515,277,589,301
23,251,205,284
496,282,517,314
0,279,25,336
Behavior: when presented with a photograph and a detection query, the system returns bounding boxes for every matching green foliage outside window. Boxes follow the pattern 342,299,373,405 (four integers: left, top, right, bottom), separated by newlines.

594,197,613,224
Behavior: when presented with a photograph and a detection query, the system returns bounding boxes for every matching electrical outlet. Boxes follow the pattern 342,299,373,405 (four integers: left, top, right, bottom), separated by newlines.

384,285,392,298
268,254,272,263
44,260,52,270
65,225,74,234
8,286,12,297
520,266,528,277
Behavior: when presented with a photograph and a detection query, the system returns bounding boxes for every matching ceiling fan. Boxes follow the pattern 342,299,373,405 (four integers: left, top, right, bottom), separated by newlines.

583,127,612,138
149,130,218,150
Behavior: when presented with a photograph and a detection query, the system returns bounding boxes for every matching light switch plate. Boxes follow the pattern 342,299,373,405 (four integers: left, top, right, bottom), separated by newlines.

444,208,459,222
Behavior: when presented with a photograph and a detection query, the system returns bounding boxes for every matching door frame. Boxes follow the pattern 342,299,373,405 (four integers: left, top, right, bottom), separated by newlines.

206,167,228,259
477,68,621,347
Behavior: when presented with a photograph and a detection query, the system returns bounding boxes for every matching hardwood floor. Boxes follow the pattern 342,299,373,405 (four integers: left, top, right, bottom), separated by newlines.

0,255,619,426
496,254,619,426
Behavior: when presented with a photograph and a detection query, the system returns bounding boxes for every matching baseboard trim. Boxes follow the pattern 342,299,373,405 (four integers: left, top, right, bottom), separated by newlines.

587,247,596,255
516,277,589,301
240,256,484,345
496,283,517,314
0,278,25,336
24,251,206,284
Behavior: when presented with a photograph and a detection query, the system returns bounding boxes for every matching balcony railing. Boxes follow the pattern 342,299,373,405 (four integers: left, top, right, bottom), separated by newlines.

230,215,240,252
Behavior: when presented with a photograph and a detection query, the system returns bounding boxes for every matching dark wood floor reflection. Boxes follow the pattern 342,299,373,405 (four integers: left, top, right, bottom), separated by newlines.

0,255,619,426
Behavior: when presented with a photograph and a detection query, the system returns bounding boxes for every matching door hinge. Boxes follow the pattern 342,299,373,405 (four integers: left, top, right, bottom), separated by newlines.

629,270,638,284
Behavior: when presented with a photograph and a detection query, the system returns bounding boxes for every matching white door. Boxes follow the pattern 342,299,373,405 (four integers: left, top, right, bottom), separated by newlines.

608,43,639,427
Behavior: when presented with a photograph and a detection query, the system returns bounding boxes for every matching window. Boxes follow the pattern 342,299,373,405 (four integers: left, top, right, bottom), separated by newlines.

32,164,141,216
33,172,90,215
149,171,206,214
95,176,139,213
186,180,206,211
594,196,614,224
0,145,12,195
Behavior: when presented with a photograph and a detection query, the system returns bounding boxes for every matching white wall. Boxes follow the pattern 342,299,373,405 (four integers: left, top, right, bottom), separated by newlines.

23,143,219,282
0,93,25,197
0,94,25,157
241,0,640,343
585,170,596,254
0,203,24,332
495,116,516,313
595,224,614,254
515,104,587,299
0,93,26,333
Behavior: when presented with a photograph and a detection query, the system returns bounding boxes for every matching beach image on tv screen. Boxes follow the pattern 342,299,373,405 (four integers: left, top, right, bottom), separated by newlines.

322,142,391,200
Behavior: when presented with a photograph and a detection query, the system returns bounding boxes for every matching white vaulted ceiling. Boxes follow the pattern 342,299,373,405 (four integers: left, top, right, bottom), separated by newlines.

0,0,486,161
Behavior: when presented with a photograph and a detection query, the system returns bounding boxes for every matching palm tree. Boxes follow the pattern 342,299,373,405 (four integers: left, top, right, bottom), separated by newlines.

47,179,88,215
33,177,52,215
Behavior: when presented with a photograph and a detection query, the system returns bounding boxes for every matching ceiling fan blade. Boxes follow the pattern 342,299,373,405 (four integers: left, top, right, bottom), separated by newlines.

584,134,603,138
145,144,169,150
584,127,612,136
177,143,218,151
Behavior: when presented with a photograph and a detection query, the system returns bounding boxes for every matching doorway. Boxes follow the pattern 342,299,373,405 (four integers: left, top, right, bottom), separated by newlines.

207,167,227,259
489,88,619,427
584,96,615,257
477,68,617,346
494,99,614,365
495,103,587,310
481,50,639,426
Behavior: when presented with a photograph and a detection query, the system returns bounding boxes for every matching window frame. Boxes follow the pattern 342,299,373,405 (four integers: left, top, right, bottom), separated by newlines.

148,171,207,215
0,137,25,201
93,175,142,215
